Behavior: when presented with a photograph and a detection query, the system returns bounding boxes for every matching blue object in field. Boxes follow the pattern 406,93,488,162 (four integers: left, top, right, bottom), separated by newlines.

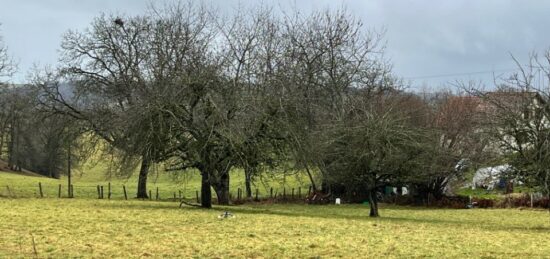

498,178,506,189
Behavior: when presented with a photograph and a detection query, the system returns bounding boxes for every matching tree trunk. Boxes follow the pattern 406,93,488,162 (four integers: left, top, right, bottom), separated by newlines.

0,126,4,158
432,176,448,200
304,164,317,191
7,121,16,170
67,143,72,198
200,171,212,208
213,172,230,205
48,163,53,178
545,171,550,214
136,156,150,199
244,166,253,198
368,189,379,217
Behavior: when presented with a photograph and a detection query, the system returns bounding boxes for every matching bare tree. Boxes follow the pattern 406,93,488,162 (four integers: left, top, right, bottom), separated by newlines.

0,25,17,157
407,90,489,201
322,92,429,217
0,80,84,178
470,52,550,205
141,3,227,207
275,9,391,194
215,7,288,198
4,86,27,171
35,13,167,198
0,24,16,80
35,4,400,211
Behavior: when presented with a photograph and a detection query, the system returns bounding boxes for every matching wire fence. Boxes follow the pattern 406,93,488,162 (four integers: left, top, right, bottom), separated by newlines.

0,181,313,203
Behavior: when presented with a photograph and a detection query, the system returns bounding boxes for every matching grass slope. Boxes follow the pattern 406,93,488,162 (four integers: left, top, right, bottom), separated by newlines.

0,199,549,258
1,143,315,200
0,166,312,201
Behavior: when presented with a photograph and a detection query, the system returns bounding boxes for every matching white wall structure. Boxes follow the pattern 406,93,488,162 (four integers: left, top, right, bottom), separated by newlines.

472,165,512,190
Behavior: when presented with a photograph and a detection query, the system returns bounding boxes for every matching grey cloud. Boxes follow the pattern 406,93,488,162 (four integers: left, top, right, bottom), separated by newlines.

1,0,550,89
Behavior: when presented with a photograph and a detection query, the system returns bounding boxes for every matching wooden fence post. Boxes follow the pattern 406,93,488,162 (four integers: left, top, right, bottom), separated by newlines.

530,193,534,208
38,182,44,198
255,189,259,201
270,188,273,199
58,184,62,198
149,190,152,200
308,185,312,196
100,186,104,199
108,182,111,200
97,185,101,199
123,185,128,200
237,188,241,201
156,187,159,200
196,190,200,203
70,185,74,198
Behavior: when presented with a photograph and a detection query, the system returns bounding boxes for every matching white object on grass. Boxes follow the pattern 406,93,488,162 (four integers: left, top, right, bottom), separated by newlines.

472,165,512,190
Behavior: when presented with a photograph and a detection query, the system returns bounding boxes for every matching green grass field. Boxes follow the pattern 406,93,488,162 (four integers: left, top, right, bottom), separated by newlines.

0,165,313,201
2,164,550,258
1,198,549,258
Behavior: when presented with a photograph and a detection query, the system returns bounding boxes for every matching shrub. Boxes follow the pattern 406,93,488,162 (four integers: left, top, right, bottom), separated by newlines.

473,198,494,208
534,197,549,208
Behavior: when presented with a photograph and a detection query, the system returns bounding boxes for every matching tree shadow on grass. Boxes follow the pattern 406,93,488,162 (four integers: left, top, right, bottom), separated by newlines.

92,200,550,233
208,205,550,233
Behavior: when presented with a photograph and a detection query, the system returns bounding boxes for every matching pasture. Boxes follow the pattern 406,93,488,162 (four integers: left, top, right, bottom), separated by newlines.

0,164,312,201
1,198,549,258
1,169,549,258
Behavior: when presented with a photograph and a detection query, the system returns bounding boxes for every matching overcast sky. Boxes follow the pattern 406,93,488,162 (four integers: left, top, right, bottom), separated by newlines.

1,0,550,90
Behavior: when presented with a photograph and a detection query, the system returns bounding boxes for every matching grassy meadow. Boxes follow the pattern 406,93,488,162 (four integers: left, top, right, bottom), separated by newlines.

0,162,312,201
2,161,549,258
0,199,549,258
